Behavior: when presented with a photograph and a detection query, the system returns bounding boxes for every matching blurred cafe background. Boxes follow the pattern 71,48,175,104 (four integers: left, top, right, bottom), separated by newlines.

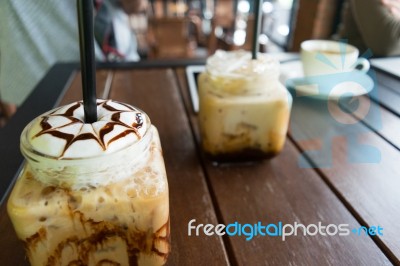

1,0,399,126
134,0,297,58
124,0,341,58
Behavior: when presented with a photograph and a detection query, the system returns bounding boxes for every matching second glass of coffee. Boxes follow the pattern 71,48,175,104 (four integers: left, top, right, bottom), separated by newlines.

198,50,292,162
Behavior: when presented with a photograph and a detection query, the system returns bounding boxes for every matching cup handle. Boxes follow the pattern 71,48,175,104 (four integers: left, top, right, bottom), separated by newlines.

353,57,370,73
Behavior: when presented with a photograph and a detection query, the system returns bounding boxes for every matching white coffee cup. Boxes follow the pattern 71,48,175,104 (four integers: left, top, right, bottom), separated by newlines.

300,40,370,77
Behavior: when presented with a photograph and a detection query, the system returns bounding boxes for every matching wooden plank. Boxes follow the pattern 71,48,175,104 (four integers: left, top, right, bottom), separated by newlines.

109,69,229,265
370,83,400,116
346,96,400,150
205,141,393,265
289,95,400,264
0,203,26,265
375,70,400,97
175,68,392,265
58,69,111,105
368,72,400,116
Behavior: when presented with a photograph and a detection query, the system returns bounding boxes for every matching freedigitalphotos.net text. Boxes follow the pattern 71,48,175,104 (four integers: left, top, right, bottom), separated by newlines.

188,219,383,241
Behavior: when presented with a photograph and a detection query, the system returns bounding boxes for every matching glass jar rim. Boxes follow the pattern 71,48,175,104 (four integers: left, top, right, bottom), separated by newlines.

19,103,154,189
20,104,151,161
205,50,281,79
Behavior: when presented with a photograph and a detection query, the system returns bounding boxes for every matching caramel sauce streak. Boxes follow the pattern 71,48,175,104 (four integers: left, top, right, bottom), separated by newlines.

102,101,134,112
64,102,82,117
35,116,81,138
99,123,117,146
24,191,170,266
151,217,170,260
107,129,139,146
25,227,47,250
65,133,105,152
111,112,121,122
38,131,75,145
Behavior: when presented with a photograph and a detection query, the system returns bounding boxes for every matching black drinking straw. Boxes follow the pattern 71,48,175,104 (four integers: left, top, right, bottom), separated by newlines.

77,0,97,123
251,0,263,60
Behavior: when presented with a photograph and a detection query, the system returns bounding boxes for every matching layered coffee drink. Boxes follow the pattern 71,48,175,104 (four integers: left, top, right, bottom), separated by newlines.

198,50,292,161
7,100,170,265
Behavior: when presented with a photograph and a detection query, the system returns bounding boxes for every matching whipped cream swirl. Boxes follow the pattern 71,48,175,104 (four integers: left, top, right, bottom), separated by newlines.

25,99,149,159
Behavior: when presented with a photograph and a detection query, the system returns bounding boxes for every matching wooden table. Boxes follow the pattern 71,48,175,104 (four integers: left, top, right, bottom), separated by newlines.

0,59,399,265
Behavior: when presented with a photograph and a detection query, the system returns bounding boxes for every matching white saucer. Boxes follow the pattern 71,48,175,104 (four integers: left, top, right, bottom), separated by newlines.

280,60,374,100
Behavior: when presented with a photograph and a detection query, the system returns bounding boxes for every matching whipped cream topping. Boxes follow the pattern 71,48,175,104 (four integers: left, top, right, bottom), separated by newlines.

25,99,149,159
206,50,280,78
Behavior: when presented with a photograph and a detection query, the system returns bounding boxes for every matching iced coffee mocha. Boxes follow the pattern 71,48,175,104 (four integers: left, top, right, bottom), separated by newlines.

7,99,170,265
198,50,292,161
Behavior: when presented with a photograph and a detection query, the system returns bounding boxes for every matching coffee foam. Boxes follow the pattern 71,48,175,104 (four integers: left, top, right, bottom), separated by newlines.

25,99,148,158
19,100,167,191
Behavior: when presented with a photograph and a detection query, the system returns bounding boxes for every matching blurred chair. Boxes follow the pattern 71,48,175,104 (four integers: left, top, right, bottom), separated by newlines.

148,17,196,58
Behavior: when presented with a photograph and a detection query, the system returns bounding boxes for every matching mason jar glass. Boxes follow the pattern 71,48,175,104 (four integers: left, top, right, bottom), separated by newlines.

198,50,292,162
7,101,170,266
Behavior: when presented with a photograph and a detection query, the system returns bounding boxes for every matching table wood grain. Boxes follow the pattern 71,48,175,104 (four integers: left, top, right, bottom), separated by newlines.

176,68,393,265
289,94,400,263
1,62,399,266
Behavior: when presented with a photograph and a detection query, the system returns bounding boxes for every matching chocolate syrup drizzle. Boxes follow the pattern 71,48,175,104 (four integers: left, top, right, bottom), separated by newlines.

24,197,170,266
33,100,144,157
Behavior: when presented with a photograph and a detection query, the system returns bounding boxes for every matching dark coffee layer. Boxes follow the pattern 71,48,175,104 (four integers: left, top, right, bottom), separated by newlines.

206,148,279,163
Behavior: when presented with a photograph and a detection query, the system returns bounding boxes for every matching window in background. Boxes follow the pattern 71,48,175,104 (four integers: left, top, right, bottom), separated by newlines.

230,0,296,51
262,0,295,49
